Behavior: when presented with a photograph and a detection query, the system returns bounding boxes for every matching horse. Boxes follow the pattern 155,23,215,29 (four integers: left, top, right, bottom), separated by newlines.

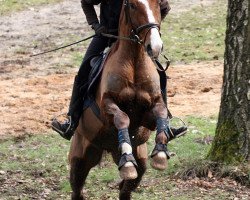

68,0,173,199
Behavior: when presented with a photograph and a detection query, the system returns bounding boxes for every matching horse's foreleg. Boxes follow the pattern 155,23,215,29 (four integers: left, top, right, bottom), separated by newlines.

69,131,103,200
102,97,137,180
150,102,170,170
119,144,147,200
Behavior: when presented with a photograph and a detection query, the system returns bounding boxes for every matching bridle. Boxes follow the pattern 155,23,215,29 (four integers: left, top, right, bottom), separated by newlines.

102,0,161,44
123,0,161,44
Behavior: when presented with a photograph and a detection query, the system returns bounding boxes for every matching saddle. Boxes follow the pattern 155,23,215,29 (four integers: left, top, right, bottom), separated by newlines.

82,51,110,119
88,53,106,93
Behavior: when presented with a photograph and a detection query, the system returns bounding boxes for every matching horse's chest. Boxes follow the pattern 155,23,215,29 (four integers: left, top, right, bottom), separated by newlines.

106,73,160,106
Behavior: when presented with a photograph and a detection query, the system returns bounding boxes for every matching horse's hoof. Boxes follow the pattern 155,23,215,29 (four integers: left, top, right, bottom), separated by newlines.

119,161,138,180
150,151,168,170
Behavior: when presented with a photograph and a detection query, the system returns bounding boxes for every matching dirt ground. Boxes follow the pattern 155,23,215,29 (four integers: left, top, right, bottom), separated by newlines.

0,0,222,137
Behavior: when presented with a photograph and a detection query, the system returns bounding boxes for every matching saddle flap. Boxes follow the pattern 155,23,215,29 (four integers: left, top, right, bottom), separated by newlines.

90,56,102,68
88,54,104,83
87,49,111,96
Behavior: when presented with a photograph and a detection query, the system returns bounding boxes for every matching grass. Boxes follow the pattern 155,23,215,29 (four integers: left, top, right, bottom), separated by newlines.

0,116,229,200
1,119,249,199
0,134,70,199
0,0,62,15
161,0,227,63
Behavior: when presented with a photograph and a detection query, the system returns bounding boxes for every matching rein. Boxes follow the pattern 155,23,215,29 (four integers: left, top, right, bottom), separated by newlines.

102,31,170,71
30,34,96,57
101,32,142,44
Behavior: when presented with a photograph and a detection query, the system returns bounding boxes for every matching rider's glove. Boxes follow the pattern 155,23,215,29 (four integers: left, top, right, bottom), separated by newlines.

91,22,106,36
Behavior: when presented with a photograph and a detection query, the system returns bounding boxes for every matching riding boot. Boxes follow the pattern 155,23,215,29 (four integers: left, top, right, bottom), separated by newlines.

52,75,87,140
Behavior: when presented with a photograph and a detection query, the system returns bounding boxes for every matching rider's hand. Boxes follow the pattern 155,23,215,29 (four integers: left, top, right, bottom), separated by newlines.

91,22,106,36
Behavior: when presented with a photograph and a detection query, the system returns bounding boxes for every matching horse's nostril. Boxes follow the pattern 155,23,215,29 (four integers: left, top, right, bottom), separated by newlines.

147,44,152,51
147,44,153,56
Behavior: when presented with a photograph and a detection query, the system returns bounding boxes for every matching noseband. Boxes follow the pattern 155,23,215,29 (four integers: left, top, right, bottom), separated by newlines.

124,0,160,44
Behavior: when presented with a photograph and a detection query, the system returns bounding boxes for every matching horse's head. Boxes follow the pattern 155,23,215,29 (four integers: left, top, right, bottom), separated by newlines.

123,0,163,58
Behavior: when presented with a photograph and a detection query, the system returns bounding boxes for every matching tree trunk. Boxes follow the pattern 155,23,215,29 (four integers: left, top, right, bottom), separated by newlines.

208,0,250,163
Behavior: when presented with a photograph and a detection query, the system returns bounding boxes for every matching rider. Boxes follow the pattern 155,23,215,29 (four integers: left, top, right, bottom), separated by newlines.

52,0,186,140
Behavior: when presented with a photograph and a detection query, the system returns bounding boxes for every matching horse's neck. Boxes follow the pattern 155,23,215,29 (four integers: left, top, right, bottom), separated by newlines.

116,27,148,66
116,41,147,64
111,14,155,70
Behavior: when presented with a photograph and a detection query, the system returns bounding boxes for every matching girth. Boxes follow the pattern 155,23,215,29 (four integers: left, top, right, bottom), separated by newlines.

83,96,102,121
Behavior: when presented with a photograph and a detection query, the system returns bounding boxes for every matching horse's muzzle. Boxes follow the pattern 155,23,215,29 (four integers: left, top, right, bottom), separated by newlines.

145,28,163,58
146,44,153,58
146,43,163,59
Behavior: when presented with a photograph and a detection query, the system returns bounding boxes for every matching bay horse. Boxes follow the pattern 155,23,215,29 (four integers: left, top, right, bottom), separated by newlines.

69,0,174,199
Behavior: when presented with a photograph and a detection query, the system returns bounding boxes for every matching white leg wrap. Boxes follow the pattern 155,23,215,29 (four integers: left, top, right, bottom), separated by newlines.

121,142,132,155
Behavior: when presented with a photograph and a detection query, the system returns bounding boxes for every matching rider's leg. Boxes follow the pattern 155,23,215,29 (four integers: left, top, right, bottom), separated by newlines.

52,35,109,140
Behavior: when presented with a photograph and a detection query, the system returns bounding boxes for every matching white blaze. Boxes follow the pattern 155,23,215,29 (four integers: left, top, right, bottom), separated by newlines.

138,0,163,58
138,0,156,23
150,28,163,57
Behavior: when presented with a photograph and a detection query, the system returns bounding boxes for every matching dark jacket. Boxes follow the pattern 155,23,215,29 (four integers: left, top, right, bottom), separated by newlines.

81,0,171,28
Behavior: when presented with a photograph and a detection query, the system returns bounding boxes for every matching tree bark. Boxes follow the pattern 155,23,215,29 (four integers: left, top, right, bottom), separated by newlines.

208,0,250,163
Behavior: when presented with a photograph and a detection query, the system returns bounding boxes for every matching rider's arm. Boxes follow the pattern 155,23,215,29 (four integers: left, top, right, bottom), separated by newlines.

81,0,100,25
160,0,171,20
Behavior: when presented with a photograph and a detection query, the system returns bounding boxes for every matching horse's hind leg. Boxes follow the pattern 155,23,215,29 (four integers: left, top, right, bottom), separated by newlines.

69,131,103,200
119,144,147,200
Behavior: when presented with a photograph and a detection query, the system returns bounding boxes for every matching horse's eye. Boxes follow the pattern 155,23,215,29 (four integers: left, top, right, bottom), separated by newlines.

129,3,136,10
